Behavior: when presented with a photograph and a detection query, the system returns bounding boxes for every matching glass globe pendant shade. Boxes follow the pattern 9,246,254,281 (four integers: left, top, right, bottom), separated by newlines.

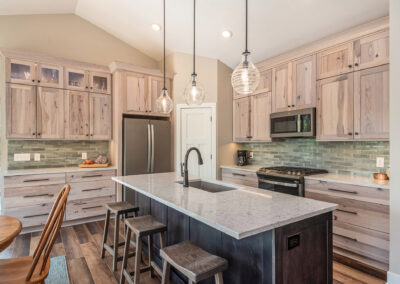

156,88,173,113
231,52,260,95
184,74,205,105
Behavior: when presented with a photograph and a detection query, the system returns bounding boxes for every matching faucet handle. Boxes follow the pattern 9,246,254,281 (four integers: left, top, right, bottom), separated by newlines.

180,163,184,177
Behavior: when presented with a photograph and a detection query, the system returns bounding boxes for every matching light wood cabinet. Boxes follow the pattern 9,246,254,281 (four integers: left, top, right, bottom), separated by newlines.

6,83,37,139
6,58,37,85
255,69,272,93
37,87,64,139
64,90,90,140
272,62,292,112
354,30,389,71
149,76,172,114
292,55,316,109
89,93,112,140
317,42,354,79
221,168,258,187
37,63,64,88
251,92,272,141
89,71,111,94
354,64,389,140
65,67,89,91
233,96,251,141
317,74,354,140
124,72,149,113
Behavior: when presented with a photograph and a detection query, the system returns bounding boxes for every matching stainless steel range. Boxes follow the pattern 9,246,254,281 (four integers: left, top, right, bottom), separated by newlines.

256,166,328,197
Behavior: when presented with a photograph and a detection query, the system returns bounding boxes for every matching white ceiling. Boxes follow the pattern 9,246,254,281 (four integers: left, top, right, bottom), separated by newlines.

0,0,389,68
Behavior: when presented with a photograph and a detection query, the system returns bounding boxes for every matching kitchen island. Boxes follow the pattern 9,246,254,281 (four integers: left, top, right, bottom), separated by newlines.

113,172,337,284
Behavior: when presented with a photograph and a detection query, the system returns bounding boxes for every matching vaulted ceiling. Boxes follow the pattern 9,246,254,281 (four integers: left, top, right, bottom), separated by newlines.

0,0,389,67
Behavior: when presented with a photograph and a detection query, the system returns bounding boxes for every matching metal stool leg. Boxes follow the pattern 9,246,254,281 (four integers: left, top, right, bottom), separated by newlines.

100,209,110,259
120,227,131,284
113,213,120,271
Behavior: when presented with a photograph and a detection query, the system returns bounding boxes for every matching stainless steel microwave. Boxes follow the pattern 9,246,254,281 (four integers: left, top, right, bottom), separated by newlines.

270,108,316,138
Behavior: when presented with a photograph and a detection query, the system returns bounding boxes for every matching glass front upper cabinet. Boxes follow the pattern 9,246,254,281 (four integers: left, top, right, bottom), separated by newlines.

37,63,64,88
65,67,88,91
89,72,111,94
7,59,36,85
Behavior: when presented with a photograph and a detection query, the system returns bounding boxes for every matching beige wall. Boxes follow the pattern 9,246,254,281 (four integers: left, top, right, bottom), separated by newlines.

389,0,400,281
0,14,158,68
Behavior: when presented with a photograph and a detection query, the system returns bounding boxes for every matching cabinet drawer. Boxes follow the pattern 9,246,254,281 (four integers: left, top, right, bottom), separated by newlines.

305,179,389,203
66,195,115,221
66,170,116,182
5,203,56,228
4,183,64,208
333,221,389,264
221,168,258,187
69,180,115,201
4,173,66,188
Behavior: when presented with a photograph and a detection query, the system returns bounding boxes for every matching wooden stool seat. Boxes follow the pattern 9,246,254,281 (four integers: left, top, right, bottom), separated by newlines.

160,241,228,284
125,215,167,236
105,201,139,215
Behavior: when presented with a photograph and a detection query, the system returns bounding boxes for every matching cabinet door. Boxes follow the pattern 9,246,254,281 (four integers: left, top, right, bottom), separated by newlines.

65,67,89,91
89,71,111,94
251,92,272,141
37,87,64,139
125,72,149,113
6,83,37,139
272,62,292,112
149,76,171,114
233,97,251,141
317,74,354,141
64,90,89,140
89,93,112,140
317,42,353,79
292,55,316,109
354,65,389,140
6,58,37,85
354,30,389,71
255,69,272,93
37,63,64,88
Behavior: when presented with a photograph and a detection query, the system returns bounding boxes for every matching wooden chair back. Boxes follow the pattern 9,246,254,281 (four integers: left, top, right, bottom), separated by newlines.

26,184,71,281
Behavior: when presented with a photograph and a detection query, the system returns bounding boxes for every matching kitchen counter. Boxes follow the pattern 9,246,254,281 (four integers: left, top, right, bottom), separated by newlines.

113,172,336,239
305,173,390,189
2,166,117,177
220,164,261,172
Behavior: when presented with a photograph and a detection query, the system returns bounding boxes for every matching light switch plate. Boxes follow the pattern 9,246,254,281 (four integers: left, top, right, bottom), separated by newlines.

82,152,87,159
376,157,385,168
249,151,254,159
14,153,31,161
34,153,40,161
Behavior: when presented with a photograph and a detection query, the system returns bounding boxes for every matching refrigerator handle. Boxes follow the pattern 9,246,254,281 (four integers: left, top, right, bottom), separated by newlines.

151,124,155,172
147,123,152,173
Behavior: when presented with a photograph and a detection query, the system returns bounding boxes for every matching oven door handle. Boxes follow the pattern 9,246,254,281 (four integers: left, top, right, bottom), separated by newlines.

258,178,298,188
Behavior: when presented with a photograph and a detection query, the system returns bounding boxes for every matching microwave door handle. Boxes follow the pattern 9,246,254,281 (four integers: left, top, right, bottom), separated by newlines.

259,178,298,188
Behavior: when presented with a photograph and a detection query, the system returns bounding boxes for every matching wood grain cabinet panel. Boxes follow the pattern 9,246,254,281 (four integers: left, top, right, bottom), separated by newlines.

37,87,65,139
354,30,389,71
64,90,90,140
233,97,251,141
272,62,292,112
6,58,37,85
221,168,258,187
89,71,111,94
89,93,112,140
317,42,354,79
354,64,389,140
124,72,149,113
317,74,354,141
292,54,317,109
65,67,89,91
6,83,37,139
255,69,272,93
251,91,272,141
37,63,64,88
66,195,115,221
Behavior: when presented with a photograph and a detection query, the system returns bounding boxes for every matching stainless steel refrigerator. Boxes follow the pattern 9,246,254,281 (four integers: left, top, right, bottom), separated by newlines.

123,117,171,204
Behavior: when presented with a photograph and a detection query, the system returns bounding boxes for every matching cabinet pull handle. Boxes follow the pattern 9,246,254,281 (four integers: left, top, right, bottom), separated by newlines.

336,208,358,215
82,205,103,210
82,174,103,178
333,232,357,242
328,188,358,195
24,193,54,198
232,173,246,177
82,187,104,192
24,213,48,218
24,178,50,183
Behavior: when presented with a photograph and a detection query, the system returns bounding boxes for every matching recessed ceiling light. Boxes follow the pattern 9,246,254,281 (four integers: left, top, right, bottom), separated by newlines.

152,24,162,31
222,30,232,38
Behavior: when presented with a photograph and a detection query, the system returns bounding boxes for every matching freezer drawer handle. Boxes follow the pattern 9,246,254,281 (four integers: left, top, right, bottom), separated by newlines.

81,174,103,178
232,173,246,177
23,178,50,183
328,188,358,194
336,208,358,215
82,205,103,210
82,187,104,192
24,193,54,198
24,213,49,218
333,233,357,242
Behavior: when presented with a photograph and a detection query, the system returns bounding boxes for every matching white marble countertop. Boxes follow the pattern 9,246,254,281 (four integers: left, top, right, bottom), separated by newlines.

305,173,390,189
220,164,261,172
113,172,337,240
2,166,117,177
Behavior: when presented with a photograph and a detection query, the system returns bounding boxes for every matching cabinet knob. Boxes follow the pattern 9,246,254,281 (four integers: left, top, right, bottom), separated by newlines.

90,134,93,136
37,133,41,136
32,79,35,82
348,64,352,68
85,86,89,89
86,134,89,136
32,133,35,136
354,63,359,67
90,87,93,89
292,104,295,107
348,132,353,135
38,80,41,83
376,54,379,58
288,105,291,108
355,132,359,135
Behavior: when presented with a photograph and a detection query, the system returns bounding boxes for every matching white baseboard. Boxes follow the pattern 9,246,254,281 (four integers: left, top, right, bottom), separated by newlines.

388,271,400,284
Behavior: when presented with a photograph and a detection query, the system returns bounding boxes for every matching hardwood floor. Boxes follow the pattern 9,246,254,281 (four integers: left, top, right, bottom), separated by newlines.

0,220,385,284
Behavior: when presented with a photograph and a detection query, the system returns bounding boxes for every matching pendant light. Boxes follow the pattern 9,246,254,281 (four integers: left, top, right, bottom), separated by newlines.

231,0,260,95
183,0,205,105
156,0,174,114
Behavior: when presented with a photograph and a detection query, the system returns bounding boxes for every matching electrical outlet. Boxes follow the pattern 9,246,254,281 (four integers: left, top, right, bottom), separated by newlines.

82,152,87,160
34,153,40,161
376,157,385,168
249,151,254,159
14,153,31,161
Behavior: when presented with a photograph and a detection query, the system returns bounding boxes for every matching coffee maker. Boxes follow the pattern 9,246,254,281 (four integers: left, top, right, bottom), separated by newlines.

237,150,249,166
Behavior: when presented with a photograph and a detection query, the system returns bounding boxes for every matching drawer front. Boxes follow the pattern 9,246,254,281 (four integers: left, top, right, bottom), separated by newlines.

69,180,115,201
333,221,389,264
305,190,389,233
5,203,56,227
66,195,115,221
66,170,116,182
4,173,66,188
4,183,65,208
221,168,258,187
305,179,389,203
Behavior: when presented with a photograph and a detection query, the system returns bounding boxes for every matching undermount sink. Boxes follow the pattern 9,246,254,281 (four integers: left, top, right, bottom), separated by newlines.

176,180,240,193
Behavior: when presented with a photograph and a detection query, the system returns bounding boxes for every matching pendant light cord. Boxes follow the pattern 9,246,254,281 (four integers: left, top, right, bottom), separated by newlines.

163,0,166,90
245,0,248,53
193,0,196,76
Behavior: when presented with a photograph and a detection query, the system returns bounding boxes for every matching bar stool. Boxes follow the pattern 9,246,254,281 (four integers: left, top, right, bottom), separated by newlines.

120,215,167,284
160,241,228,284
101,201,139,271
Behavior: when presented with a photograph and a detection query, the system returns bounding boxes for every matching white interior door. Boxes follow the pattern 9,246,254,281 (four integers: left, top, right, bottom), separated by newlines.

180,107,213,179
